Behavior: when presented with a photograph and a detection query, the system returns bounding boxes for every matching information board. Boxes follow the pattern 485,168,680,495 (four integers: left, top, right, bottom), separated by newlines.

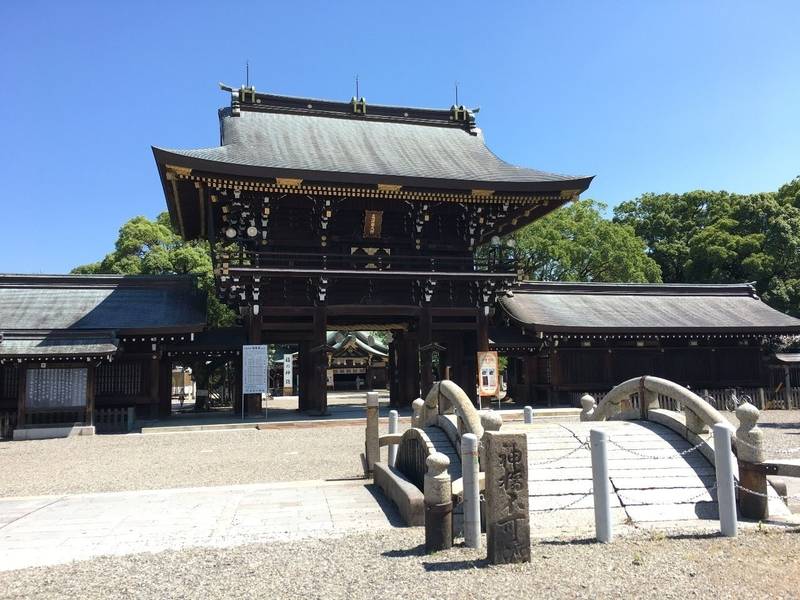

283,353,294,392
242,345,269,395
477,351,499,397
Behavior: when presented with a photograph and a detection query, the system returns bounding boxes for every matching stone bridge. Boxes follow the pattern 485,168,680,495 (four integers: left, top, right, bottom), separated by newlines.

371,377,794,538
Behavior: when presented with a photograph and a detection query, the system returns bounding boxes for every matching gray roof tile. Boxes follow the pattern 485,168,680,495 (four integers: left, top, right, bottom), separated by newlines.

500,282,800,334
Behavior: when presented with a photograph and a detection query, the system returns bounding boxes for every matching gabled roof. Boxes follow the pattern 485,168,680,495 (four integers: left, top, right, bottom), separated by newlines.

327,331,389,358
499,281,800,334
0,274,207,335
153,86,593,239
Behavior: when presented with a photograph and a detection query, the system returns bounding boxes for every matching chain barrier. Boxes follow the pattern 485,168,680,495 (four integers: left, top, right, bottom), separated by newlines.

528,439,590,466
735,482,800,502
529,490,594,513
607,437,707,460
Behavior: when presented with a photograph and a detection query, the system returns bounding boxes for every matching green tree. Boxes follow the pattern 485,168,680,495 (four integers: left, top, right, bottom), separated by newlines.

614,177,800,317
508,199,662,283
72,212,236,327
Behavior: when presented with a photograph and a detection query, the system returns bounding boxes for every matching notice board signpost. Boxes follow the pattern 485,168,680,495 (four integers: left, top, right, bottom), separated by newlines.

243,344,269,420
477,350,499,410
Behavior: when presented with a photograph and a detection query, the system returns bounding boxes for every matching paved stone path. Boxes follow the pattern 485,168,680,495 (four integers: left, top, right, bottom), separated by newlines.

0,479,398,572
507,420,792,537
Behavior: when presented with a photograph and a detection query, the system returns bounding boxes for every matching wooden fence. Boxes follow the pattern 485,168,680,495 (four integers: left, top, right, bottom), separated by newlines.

94,407,136,434
571,386,800,412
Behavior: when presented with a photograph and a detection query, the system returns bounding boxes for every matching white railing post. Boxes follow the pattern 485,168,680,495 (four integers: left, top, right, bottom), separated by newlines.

713,422,737,537
590,428,612,543
461,433,481,549
523,406,534,424
388,409,399,468
365,392,380,475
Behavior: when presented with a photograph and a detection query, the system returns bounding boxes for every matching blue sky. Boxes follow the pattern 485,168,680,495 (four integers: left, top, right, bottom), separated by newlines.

1,1,798,273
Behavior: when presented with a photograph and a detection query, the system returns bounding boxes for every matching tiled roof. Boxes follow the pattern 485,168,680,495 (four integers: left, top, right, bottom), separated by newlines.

0,274,207,334
499,282,800,334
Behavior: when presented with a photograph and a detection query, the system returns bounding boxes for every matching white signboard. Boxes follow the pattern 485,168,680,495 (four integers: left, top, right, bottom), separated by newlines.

243,345,269,395
283,353,294,391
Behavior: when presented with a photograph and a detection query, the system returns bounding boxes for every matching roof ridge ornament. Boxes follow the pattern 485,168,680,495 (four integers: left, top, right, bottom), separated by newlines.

351,96,367,114
220,82,257,117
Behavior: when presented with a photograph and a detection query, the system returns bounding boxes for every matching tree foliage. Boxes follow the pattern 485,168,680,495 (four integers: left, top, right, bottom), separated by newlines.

72,212,236,327
614,176,800,316
507,199,662,283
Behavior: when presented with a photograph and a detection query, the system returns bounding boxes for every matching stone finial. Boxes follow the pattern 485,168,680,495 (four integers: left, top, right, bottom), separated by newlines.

412,398,425,427
426,452,450,478
579,394,596,422
480,410,503,433
735,401,765,463
424,453,452,505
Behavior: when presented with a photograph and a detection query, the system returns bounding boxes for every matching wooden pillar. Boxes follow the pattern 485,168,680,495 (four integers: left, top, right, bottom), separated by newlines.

17,364,27,428
298,340,310,411
419,305,434,398
388,337,400,408
785,366,793,409
245,312,263,417
405,334,421,406
158,357,172,418
477,306,490,352
149,356,160,419
86,364,96,426
309,306,328,415
463,328,478,405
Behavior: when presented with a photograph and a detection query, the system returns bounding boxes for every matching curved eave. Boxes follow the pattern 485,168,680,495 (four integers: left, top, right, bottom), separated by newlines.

153,147,594,195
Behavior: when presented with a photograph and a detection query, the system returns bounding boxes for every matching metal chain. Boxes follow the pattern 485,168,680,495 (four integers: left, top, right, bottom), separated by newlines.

529,490,594,513
735,482,800,502
607,437,707,460
528,439,590,466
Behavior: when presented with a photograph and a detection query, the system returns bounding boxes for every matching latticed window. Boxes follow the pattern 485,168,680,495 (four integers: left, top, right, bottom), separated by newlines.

1,365,19,399
96,362,143,396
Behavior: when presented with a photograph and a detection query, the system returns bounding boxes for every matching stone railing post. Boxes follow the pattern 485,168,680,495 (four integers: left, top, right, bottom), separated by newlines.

579,394,596,422
735,402,769,520
523,406,534,424
411,397,424,428
684,407,709,435
461,433,481,549
479,411,503,467
590,428,613,543
484,431,530,564
424,453,453,553
365,392,380,475
713,422,737,538
387,409,399,468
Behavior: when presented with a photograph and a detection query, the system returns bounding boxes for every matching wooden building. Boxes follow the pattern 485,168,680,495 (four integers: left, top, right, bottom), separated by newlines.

0,274,206,436
326,331,388,390
493,281,800,405
152,85,592,414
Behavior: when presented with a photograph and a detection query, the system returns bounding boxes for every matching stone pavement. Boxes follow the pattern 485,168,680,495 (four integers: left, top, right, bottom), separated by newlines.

0,479,399,572
506,420,794,537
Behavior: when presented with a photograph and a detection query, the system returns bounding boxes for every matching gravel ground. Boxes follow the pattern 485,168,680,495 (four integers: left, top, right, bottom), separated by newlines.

0,424,370,498
1,526,799,599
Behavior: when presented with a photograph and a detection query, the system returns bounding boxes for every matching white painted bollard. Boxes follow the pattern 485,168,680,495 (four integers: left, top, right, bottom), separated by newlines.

388,409,399,468
523,406,534,424
461,433,481,549
590,428,613,543
713,422,737,537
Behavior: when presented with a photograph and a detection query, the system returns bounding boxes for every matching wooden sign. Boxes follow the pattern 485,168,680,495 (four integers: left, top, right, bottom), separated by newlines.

363,210,383,238
477,351,499,397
